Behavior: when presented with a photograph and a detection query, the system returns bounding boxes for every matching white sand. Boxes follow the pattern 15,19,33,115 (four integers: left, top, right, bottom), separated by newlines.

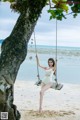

14,80,80,120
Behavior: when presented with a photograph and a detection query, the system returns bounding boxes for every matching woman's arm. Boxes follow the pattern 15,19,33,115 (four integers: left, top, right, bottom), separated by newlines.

36,55,47,70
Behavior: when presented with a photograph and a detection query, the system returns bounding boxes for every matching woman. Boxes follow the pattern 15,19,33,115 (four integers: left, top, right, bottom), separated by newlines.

36,55,56,113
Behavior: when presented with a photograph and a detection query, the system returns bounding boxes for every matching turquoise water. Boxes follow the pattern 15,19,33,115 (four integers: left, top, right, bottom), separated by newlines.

16,45,80,84
0,42,80,84
29,44,80,50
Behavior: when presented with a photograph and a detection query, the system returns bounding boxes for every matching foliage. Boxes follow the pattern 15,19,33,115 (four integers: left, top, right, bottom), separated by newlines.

47,0,80,20
1,0,47,22
1,0,80,20
3,0,15,2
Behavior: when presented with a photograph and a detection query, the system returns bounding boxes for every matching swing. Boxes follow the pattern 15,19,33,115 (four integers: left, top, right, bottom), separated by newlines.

34,31,42,86
34,8,63,90
51,19,63,90
34,20,63,90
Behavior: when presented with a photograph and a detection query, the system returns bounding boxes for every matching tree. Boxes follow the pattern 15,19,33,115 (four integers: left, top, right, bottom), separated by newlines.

0,0,80,120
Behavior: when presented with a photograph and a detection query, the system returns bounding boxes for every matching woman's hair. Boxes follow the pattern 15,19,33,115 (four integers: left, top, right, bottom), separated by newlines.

48,58,55,67
48,58,56,75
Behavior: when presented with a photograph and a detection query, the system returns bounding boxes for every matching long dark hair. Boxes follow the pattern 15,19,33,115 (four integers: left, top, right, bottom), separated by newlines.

48,58,56,75
48,58,55,67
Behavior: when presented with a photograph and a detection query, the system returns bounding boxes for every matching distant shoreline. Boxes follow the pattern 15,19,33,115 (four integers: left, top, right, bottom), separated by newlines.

28,44,80,49
0,39,80,49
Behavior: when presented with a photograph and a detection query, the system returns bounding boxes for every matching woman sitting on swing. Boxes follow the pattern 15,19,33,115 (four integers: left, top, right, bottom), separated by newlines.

36,55,56,113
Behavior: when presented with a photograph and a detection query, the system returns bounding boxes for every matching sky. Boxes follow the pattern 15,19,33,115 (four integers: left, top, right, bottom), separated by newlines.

0,2,80,47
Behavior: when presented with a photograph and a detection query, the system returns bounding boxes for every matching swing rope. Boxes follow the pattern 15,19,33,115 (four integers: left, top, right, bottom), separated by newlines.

34,22,63,90
34,19,58,86
34,31,41,81
49,0,58,84
34,19,58,84
55,18,58,84
34,0,63,89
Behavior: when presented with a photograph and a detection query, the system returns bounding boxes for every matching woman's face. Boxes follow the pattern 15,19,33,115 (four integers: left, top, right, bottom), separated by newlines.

48,60,53,67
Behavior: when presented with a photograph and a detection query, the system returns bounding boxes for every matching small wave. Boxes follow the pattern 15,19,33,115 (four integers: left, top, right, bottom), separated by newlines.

28,47,80,57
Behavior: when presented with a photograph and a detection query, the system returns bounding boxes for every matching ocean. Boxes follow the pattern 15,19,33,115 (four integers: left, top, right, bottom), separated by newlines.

17,45,80,84
0,40,80,84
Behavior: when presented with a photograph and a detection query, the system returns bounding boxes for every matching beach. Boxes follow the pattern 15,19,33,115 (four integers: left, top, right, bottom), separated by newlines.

0,44,80,119
14,80,80,120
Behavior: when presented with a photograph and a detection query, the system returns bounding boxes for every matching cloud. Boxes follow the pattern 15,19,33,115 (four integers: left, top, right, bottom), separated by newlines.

30,25,80,47
0,2,19,39
0,30,10,39
58,26,80,41
0,2,19,19
0,18,17,31
0,2,80,47
0,19,16,25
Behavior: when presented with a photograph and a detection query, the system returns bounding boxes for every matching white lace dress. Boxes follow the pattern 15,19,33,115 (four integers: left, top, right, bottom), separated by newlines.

42,68,55,84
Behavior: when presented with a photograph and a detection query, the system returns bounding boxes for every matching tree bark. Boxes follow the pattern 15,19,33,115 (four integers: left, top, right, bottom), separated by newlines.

0,0,47,120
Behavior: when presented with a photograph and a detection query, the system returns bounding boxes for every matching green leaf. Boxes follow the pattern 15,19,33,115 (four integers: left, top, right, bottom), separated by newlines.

73,13,77,18
2,0,15,2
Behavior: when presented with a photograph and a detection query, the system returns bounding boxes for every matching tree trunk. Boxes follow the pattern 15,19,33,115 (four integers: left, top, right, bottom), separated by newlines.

0,0,47,120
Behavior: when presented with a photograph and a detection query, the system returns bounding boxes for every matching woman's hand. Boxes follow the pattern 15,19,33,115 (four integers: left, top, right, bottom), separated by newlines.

36,55,47,70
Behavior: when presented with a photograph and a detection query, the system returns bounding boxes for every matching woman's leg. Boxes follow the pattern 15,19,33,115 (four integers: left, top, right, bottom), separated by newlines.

39,82,53,113
39,82,45,112
41,82,45,89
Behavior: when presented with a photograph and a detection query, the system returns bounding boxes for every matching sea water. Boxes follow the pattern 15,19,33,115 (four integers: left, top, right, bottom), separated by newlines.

16,45,80,84
0,44,80,84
